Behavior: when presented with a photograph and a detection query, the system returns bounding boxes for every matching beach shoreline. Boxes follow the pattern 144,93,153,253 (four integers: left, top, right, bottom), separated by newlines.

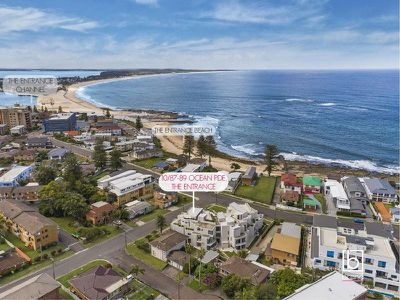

37,73,398,178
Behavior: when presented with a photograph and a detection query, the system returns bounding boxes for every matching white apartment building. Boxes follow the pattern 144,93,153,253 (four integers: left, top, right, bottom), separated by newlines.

311,216,399,295
0,166,33,187
323,179,350,211
170,202,263,251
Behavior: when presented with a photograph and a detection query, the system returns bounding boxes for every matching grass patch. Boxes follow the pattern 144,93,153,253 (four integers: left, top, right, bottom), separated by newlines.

135,208,167,223
59,289,74,300
176,195,192,207
0,250,72,286
132,157,164,170
188,279,207,292
126,240,167,271
235,176,276,204
50,216,122,247
314,193,327,214
207,204,227,213
58,260,110,288
128,279,160,300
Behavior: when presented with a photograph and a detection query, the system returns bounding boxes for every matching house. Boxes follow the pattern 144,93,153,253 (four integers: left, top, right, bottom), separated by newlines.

165,158,178,166
80,162,96,176
10,125,26,135
43,113,77,132
168,250,190,271
150,230,188,261
153,189,177,209
374,202,391,223
270,222,301,266
362,178,397,203
124,200,153,219
180,163,203,172
242,166,257,186
303,198,319,211
283,271,367,300
47,147,68,161
188,158,207,170
225,172,242,193
390,207,400,224
281,190,300,205
0,273,61,300
0,166,32,187
13,149,36,161
0,250,25,276
26,137,50,150
69,266,131,300
153,161,169,170
342,176,368,201
310,216,400,294
280,173,302,193
86,201,116,225
171,202,263,251
303,176,321,193
98,170,154,206
0,199,58,251
219,256,269,285
323,179,350,211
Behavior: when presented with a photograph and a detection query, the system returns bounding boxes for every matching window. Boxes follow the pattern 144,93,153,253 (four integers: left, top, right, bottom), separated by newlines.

327,250,334,258
365,258,373,264
326,261,336,267
365,269,373,274
378,261,386,268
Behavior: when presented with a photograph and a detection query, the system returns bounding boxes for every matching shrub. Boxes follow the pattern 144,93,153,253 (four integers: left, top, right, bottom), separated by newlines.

57,248,63,254
34,256,41,262
42,253,49,260
51,250,57,257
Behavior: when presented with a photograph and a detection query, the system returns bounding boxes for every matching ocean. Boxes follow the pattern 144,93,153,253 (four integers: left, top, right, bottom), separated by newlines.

77,70,399,174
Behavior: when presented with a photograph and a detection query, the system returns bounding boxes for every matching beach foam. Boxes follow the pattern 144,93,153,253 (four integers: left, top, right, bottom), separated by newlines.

319,102,336,106
285,98,314,103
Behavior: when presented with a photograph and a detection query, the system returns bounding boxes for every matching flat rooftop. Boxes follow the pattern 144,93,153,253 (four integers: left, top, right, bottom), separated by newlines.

0,166,31,182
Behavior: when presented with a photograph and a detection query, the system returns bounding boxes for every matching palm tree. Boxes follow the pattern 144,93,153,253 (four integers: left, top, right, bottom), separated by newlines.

198,248,206,284
129,264,145,278
156,215,166,234
185,243,194,277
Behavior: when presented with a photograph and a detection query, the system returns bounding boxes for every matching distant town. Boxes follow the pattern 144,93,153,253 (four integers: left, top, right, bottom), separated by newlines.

0,103,397,300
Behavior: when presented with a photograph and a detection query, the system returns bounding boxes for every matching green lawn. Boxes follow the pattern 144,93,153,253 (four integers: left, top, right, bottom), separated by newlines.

207,204,227,213
188,279,207,292
0,250,72,286
176,194,192,207
58,260,110,288
50,217,122,247
59,289,74,300
132,157,164,170
135,208,168,223
235,176,276,204
126,241,167,271
314,193,327,214
128,279,160,300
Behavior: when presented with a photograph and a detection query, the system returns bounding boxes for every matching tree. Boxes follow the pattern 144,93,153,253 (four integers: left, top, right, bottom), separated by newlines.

204,136,217,166
237,249,248,258
196,135,207,159
264,144,279,176
60,192,90,220
129,264,145,278
58,106,63,113
36,166,57,185
230,163,240,171
33,105,38,113
111,208,129,220
63,153,82,188
93,139,107,169
77,183,97,200
135,116,143,131
270,268,311,299
256,283,277,300
109,149,123,170
185,243,195,277
156,215,166,234
105,108,111,118
183,135,195,160
221,274,251,298
235,286,256,300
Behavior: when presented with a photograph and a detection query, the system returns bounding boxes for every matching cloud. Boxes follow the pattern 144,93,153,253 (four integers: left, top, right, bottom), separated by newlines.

133,0,158,6
201,0,327,25
0,5,99,33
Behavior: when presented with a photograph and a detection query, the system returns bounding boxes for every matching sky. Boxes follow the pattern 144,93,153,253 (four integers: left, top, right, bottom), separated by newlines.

0,0,398,69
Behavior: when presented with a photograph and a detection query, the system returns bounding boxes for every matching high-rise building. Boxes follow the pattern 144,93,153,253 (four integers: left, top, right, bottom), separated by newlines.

0,106,32,130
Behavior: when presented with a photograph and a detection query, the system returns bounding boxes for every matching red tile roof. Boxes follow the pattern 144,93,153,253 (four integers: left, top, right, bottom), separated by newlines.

281,173,301,187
